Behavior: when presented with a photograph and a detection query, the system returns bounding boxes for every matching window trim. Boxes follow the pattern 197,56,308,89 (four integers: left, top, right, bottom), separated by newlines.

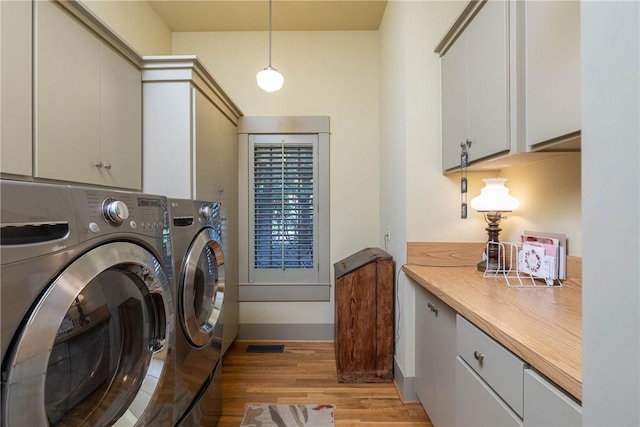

238,116,330,302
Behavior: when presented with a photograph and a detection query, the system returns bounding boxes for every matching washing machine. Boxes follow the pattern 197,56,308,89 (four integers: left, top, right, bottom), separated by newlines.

0,179,175,427
168,198,225,427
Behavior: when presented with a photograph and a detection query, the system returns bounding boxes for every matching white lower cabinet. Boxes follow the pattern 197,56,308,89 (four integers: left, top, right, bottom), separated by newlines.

456,315,526,426
524,369,582,427
414,283,456,427
413,286,582,427
456,356,523,427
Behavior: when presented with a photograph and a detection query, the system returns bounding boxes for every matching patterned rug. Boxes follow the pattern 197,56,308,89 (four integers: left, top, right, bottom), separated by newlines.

240,403,335,427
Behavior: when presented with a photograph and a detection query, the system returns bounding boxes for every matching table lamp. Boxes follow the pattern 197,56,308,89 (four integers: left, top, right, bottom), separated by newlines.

470,177,520,272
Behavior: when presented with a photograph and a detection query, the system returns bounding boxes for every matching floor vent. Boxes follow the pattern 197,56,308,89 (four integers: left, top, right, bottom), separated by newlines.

246,344,284,354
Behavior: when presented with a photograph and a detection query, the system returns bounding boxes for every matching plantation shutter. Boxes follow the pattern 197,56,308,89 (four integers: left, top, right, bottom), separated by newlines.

249,134,319,283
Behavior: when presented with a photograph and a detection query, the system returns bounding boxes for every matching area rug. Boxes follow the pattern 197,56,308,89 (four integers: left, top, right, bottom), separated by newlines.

240,403,334,427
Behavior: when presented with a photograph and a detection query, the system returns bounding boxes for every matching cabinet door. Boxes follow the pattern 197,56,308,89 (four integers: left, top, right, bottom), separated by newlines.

466,0,510,162
100,46,142,190
194,89,222,201
142,81,192,198
220,114,239,354
414,284,456,427
432,297,456,427
1,0,32,176
457,357,523,427
35,0,101,184
415,285,436,412
524,369,582,427
441,32,468,171
525,1,580,147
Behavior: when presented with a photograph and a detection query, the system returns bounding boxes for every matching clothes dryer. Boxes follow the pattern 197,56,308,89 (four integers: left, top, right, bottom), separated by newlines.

168,199,225,427
0,180,175,427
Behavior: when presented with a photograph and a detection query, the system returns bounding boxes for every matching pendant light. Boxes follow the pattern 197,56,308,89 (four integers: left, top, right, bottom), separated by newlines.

256,0,284,92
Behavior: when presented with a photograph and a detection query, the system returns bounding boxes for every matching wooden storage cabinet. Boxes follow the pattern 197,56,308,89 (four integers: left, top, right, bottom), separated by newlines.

414,283,456,427
334,248,393,383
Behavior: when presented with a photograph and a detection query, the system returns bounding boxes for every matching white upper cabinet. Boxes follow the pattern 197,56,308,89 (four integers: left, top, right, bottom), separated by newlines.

36,0,102,185
524,1,581,149
1,1,33,177
3,0,144,189
441,0,510,171
436,0,581,172
141,56,243,202
35,0,142,189
99,44,143,189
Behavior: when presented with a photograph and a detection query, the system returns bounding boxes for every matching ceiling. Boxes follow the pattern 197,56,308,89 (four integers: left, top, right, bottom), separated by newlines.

147,0,388,32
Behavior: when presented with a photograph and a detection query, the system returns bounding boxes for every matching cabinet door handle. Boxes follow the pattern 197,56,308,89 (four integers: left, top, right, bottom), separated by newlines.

473,350,485,362
427,302,433,310
103,163,112,170
94,161,104,168
433,307,438,316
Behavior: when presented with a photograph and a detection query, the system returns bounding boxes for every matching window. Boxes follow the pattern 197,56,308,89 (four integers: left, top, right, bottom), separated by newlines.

250,135,317,282
238,117,330,302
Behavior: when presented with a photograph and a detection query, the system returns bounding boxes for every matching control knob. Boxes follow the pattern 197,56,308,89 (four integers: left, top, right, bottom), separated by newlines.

102,198,129,226
200,205,214,221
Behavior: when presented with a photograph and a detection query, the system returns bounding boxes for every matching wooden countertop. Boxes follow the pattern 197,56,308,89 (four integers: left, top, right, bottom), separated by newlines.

404,242,582,401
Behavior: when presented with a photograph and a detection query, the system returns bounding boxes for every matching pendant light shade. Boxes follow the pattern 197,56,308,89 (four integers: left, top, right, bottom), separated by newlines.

256,66,284,92
257,0,284,92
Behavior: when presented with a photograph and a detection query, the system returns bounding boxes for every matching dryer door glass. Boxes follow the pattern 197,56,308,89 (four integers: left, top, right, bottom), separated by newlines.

2,242,172,427
181,228,225,347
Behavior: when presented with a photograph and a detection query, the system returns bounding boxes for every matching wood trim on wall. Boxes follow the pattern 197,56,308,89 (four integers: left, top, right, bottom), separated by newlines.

407,242,485,267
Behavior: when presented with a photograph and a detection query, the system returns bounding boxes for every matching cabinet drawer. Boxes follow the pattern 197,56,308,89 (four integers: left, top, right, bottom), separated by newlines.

457,315,526,417
524,369,582,427
456,356,523,427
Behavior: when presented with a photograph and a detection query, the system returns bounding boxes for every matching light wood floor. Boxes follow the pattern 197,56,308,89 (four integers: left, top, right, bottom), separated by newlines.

217,341,432,427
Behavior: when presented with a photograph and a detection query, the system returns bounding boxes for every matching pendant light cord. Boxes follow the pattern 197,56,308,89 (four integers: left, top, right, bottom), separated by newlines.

268,0,273,68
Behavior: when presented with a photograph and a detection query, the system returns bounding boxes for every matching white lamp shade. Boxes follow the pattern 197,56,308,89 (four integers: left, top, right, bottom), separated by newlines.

256,67,284,92
470,177,520,212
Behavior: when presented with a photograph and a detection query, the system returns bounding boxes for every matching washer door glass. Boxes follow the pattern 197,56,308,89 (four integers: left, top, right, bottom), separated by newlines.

3,242,172,427
181,228,224,347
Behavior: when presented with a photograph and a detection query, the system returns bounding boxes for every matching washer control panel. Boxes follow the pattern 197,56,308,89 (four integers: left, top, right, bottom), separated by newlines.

70,187,168,239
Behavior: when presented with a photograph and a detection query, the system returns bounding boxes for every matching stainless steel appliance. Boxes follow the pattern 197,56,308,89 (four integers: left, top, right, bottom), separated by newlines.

168,198,225,427
0,179,175,426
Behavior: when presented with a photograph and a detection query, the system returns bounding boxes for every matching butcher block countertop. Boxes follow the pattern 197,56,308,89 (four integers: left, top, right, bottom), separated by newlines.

404,242,582,401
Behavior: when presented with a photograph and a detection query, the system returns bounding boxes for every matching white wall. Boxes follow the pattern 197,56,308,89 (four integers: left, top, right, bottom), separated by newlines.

79,0,172,55
380,0,467,397
582,2,639,425
172,31,381,330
